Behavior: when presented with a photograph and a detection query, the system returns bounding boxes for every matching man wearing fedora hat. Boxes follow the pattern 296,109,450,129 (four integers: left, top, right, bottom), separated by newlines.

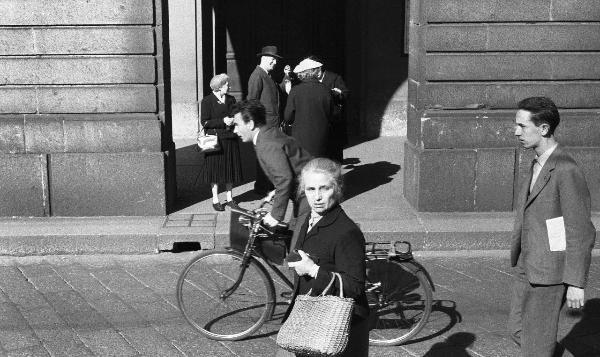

248,45,284,196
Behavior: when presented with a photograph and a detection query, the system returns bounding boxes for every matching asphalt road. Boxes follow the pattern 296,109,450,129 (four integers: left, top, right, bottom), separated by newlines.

0,252,598,357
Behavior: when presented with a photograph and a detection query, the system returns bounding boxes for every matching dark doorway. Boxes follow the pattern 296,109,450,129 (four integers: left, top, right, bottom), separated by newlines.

202,0,346,100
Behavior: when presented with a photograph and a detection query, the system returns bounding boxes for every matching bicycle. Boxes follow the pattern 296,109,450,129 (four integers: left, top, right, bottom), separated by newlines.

176,206,434,346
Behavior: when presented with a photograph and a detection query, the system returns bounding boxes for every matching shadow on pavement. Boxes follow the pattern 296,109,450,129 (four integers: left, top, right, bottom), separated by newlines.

558,298,600,356
342,160,400,201
406,300,463,345
422,332,476,357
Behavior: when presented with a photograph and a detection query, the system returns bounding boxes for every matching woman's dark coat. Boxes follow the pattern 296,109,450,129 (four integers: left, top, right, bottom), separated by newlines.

200,93,237,139
281,205,369,356
283,79,333,158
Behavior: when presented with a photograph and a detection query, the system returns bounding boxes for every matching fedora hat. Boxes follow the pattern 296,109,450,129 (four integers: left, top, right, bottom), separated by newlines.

256,45,282,59
293,58,323,73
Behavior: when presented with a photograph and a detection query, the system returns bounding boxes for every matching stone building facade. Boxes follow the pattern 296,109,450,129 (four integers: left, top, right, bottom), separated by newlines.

404,0,600,212
1,0,598,217
0,0,174,216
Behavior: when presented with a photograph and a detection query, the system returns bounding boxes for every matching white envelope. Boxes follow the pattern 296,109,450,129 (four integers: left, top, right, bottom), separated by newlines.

546,216,566,251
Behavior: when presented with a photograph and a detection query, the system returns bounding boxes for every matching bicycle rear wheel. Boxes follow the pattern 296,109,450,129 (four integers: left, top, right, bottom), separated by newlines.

366,258,433,346
176,250,276,341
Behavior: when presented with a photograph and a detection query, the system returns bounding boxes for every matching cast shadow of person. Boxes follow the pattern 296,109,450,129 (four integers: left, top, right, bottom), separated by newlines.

422,332,476,357
342,160,400,201
557,298,600,357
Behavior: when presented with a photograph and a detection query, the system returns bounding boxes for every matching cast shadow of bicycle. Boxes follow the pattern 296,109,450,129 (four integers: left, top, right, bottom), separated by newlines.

342,159,400,200
557,298,600,356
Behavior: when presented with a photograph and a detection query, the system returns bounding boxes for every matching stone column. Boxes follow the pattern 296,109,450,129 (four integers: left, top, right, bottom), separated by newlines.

404,0,600,212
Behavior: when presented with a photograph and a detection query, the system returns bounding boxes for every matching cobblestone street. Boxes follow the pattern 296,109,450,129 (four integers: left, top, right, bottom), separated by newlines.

0,252,598,356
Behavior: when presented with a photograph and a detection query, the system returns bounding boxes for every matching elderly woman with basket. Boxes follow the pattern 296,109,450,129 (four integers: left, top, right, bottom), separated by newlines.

199,73,243,211
276,158,369,356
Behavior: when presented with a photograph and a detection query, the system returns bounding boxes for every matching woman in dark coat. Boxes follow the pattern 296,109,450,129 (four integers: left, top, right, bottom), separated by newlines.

199,73,243,211
276,158,369,357
283,59,334,158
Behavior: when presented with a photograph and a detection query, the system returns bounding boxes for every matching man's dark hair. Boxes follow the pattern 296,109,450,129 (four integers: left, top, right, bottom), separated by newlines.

231,99,266,126
517,97,560,136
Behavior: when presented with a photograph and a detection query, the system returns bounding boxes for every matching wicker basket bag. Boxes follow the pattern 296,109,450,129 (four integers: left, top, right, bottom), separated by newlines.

276,272,354,356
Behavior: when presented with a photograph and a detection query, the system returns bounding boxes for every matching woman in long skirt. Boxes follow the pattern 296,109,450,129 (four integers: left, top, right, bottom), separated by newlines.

199,74,243,211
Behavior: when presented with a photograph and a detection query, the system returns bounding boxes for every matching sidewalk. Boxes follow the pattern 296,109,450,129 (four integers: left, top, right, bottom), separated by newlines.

0,137,598,255
0,252,598,356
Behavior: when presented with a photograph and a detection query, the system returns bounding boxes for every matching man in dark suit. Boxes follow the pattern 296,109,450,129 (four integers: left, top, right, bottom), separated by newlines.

231,99,311,228
310,56,349,163
284,58,334,158
247,45,283,196
508,97,596,356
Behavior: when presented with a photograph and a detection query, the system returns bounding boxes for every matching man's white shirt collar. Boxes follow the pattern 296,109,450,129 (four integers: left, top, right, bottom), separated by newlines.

536,143,558,168
252,129,260,146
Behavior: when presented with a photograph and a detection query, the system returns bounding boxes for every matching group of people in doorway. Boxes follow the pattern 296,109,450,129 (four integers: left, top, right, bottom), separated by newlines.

198,45,596,357
198,45,348,211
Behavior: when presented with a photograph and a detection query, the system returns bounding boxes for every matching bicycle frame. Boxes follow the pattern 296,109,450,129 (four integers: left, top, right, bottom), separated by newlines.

223,209,294,301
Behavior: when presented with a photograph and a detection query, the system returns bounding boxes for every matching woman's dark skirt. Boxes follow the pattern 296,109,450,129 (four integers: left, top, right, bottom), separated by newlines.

198,137,243,184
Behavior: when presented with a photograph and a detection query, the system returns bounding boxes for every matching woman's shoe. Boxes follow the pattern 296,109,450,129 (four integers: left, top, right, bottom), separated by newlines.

225,200,241,210
212,202,225,211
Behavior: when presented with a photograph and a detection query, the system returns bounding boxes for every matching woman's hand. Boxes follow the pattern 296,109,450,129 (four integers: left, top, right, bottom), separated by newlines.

288,250,319,277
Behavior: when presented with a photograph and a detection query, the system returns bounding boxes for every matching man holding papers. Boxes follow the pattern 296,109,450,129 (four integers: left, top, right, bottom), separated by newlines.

508,97,596,356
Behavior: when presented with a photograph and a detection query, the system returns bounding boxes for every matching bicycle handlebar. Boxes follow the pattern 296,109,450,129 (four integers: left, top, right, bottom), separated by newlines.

230,206,289,232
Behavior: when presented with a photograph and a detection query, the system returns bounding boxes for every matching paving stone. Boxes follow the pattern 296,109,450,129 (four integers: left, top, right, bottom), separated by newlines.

128,299,180,324
76,329,138,357
86,293,148,329
0,303,39,351
120,326,183,357
43,291,111,330
5,345,50,357
90,267,163,303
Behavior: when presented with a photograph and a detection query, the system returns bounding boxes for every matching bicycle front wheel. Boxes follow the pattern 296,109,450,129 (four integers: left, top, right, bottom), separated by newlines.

176,250,276,341
366,258,433,346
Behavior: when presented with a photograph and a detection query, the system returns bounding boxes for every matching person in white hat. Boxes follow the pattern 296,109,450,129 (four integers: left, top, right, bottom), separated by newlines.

282,58,334,158
307,55,350,163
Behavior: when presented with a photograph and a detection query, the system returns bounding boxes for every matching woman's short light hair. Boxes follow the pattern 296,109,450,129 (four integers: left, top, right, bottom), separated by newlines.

298,158,344,203
209,73,229,91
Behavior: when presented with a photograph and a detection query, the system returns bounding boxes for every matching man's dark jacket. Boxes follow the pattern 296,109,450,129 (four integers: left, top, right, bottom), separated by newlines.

284,79,333,157
255,126,312,221
247,66,281,128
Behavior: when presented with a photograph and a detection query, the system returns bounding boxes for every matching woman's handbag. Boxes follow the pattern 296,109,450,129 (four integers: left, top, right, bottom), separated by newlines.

276,272,354,356
197,127,220,153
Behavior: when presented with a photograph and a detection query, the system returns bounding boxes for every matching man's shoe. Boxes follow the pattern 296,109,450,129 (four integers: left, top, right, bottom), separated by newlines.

212,202,225,212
